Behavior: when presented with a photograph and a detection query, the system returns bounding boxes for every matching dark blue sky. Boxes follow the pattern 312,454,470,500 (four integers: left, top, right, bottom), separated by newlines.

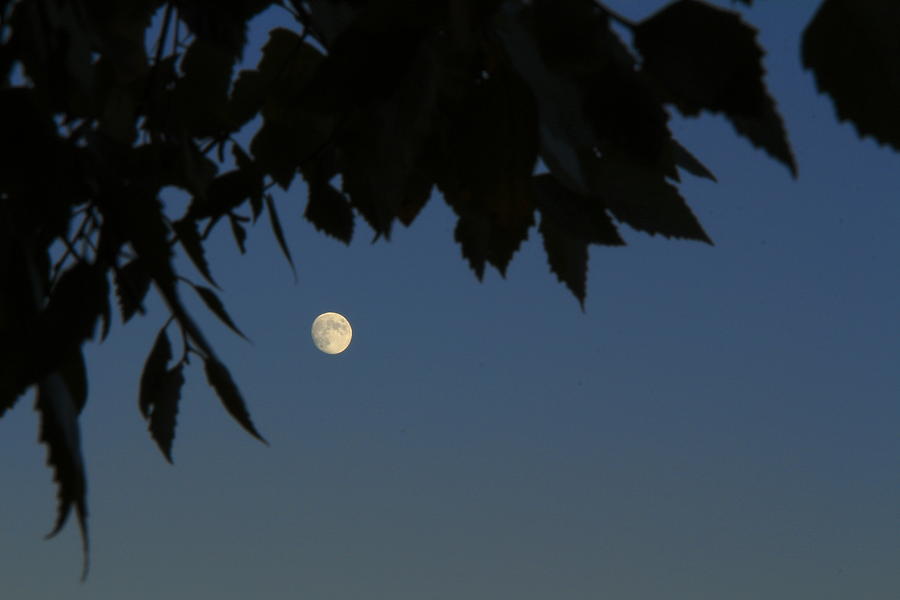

2,1,898,598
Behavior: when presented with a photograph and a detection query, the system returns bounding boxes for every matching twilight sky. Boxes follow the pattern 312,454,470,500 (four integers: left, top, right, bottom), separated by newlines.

2,1,898,598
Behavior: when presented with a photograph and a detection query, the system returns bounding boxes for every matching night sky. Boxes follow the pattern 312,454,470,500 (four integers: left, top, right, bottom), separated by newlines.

2,1,898,598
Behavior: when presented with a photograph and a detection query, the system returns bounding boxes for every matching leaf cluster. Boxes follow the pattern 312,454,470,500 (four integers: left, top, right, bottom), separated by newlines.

1,0,898,577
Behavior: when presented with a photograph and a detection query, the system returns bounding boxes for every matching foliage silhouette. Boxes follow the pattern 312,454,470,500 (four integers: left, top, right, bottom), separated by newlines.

1,0,898,577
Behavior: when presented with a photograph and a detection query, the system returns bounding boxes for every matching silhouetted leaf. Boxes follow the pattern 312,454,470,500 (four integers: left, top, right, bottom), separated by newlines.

589,153,712,244
248,28,330,189
534,173,625,306
228,68,265,130
229,27,322,127
173,38,235,137
173,218,217,287
203,357,265,443
115,193,178,297
802,0,900,151
336,31,440,237
533,174,625,247
229,214,248,254
140,326,172,419
36,366,89,580
114,260,152,323
264,194,296,275
436,61,538,278
146,365,184,464
231,144,265,221
540,214,588,307
303,167,355,243
192,285,248,341
634,0,797,175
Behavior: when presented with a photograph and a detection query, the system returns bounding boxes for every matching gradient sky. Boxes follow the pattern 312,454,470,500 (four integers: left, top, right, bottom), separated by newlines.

2,1,898,598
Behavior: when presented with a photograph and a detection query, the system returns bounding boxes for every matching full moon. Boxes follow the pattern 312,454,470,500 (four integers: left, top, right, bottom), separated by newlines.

311,312,352,354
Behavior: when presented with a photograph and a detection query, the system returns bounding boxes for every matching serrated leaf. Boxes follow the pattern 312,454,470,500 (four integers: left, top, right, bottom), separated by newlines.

173,218,217,287
36,369,89,579
228,68,265,130
264,194,296,277
533,173,625,306
802,0,900,151
634,0,796,175
114,259,152,323
139,326,172,419
117,193,178,297
203,357,265,443
193,285,248,341
588,153,712,244
173,38,235,137
436,61,538,279
247,28,330,189
250,116,331,190
303,165,354,244
539,212,589,308
146,365,184,464
533,174,625,247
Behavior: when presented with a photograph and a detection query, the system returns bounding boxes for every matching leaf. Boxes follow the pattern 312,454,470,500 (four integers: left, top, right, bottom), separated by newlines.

802,0,900,151
231,144,265,221
435,60,539,278
114,259,152,323
116,193,178,298
146,365,185,464
229,214,248,254
139,326,172,419
634,0,797,175
533,174,625,247
173,38,235,137
227,67,266,129
172,218,217,287
203,357,266,443
303,170,355,244
192,285,249,341
336,31,441,238
533,173,625,306
587,152,712,244
36,368,89,580
247,28,331,189
264,194,296,276
250,117,330,189
228,27,323,128
539,212,589,308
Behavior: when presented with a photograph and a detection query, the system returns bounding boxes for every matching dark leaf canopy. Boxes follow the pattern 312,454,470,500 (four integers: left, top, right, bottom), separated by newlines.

2,0,898,576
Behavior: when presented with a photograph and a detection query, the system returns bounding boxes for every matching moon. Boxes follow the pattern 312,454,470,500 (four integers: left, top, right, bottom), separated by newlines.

311,312,352,354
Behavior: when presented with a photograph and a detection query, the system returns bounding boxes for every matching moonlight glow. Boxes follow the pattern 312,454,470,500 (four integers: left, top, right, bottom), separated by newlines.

311,312,352,354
